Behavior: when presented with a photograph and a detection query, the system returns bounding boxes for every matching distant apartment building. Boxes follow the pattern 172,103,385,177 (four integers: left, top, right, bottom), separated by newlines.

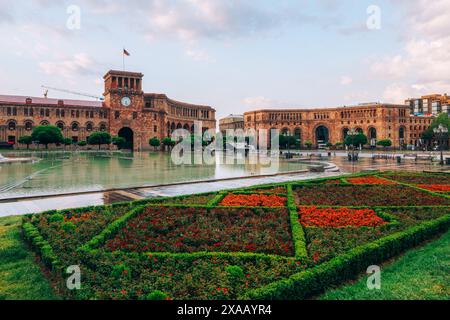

219,114,244,134
405,94,450,116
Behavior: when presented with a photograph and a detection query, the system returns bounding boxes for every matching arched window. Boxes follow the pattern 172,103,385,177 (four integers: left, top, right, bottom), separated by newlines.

86,123,93,132
99,123,107,132
8,121,16,131
40,121,49,126
56,122,65,131
25,121,33,131
72,122,79,132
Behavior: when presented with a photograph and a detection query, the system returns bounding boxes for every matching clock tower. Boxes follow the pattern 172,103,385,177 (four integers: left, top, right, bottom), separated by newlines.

103,70,145,151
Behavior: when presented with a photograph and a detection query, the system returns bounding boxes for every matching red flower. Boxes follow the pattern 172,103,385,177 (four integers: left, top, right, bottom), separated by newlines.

219,194,286,207
416,184,450,192
298,207,386,228
347,177,395,185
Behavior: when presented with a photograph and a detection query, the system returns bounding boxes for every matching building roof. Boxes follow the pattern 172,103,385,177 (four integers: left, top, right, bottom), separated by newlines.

0,94,103,108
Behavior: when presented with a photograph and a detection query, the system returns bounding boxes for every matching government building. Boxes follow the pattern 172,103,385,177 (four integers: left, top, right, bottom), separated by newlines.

0,70,216,151
242,94,449,149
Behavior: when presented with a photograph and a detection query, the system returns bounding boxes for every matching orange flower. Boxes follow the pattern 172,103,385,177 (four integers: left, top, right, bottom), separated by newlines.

219,194,286,207
347,177,395,185
298,206,386,228
416,184,450,192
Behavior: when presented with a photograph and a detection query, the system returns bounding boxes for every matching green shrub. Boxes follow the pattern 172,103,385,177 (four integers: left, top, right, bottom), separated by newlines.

225,265,245,279
62,222,76,233
144,290,168,300
48,214,65,224
111,263,131,279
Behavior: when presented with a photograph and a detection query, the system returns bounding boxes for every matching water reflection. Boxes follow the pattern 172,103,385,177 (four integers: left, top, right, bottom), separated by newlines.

0,151,310,199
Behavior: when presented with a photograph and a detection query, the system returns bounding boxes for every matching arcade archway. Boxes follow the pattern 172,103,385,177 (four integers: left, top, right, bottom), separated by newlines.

118,127,134,150
315,126,329,145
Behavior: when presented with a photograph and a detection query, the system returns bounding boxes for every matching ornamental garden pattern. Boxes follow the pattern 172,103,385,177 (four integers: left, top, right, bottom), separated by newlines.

22,171,450,300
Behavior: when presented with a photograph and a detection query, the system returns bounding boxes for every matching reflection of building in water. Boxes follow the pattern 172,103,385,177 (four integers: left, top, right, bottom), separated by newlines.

0,70,216,151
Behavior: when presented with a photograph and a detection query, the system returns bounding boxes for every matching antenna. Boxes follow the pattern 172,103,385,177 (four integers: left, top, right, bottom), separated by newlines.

41,85,105,101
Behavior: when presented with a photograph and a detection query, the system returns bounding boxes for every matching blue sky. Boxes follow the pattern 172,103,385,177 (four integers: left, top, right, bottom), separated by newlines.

0,0,449,120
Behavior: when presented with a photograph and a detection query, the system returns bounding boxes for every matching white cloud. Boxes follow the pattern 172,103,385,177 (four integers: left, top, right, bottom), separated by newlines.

39,53,97,80
340,76,353,86
372,0,450,100
185,48,215,62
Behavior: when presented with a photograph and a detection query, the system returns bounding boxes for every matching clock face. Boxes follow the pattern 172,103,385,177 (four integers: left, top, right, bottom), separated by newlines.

121,96,131,107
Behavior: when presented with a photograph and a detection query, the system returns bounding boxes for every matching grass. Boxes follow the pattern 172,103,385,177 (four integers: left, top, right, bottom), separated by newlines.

0,216,57,300
320,229,450,300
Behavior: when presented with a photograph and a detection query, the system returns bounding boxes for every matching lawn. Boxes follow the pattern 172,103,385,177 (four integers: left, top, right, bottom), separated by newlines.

0,216,57,300
1,171,450,300
320,229,450,300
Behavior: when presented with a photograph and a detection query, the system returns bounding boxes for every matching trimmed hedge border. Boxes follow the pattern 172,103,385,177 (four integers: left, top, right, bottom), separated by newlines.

240,213,450,300
287,184,308,260
22,221,62,273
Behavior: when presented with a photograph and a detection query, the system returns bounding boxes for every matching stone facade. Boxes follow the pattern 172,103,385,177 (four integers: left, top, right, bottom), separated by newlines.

219,114,244,134
0,70,216,151
243,103,434,148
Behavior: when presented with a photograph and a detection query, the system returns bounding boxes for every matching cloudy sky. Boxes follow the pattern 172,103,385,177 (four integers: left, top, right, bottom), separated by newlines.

0,0,449,120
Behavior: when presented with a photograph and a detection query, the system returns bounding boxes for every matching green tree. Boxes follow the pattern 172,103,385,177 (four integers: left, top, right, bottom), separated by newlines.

63,138,72,146
377,139,392,150
77,141,87,147
149,137,161,151
345,133,368,147
31,126,64,149
421,113,450,150
304,141,313,149
112,136,126,150
162,137,175,151
88,132,112,150
18,136,33,149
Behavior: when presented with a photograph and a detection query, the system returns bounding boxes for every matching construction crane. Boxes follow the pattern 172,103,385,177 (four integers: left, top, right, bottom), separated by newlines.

41,85,105,101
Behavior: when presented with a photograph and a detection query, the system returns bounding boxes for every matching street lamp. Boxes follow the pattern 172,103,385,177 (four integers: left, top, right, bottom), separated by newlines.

433,124,448,165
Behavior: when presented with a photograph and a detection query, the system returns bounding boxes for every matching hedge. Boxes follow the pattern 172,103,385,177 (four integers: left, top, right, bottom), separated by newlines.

22,221,61,273
287,184,307,260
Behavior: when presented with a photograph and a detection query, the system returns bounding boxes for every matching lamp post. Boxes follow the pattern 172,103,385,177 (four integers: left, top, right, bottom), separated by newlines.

433,124,448,165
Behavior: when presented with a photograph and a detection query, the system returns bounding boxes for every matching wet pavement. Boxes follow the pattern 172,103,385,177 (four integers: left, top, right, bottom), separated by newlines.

0,153,448,217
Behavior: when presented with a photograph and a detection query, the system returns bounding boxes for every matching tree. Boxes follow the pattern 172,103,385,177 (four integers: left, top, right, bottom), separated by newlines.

304,141,313,149
31,126,64,149
421,113,450,150
63,138,72,146
18,136,33,149
279,135,297,149
88,132,112,150
149,137,161,151
345,133,368,148
377,139,392,150
162,137,175,151
112,136,126,150
77,141,87,147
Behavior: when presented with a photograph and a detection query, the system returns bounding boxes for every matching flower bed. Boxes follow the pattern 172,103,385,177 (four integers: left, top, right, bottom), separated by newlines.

298,207,386,228
304,207,450,264
247,186,286,194
150,193,217,205
294,184,450,206
416,184,450,192
21,172,450,300
104,206,294,256
381,173,450,185
219,194,286,207
346,176,395,185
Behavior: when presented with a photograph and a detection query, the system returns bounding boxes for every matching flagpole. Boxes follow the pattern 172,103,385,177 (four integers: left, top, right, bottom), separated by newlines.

123,47,125,71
